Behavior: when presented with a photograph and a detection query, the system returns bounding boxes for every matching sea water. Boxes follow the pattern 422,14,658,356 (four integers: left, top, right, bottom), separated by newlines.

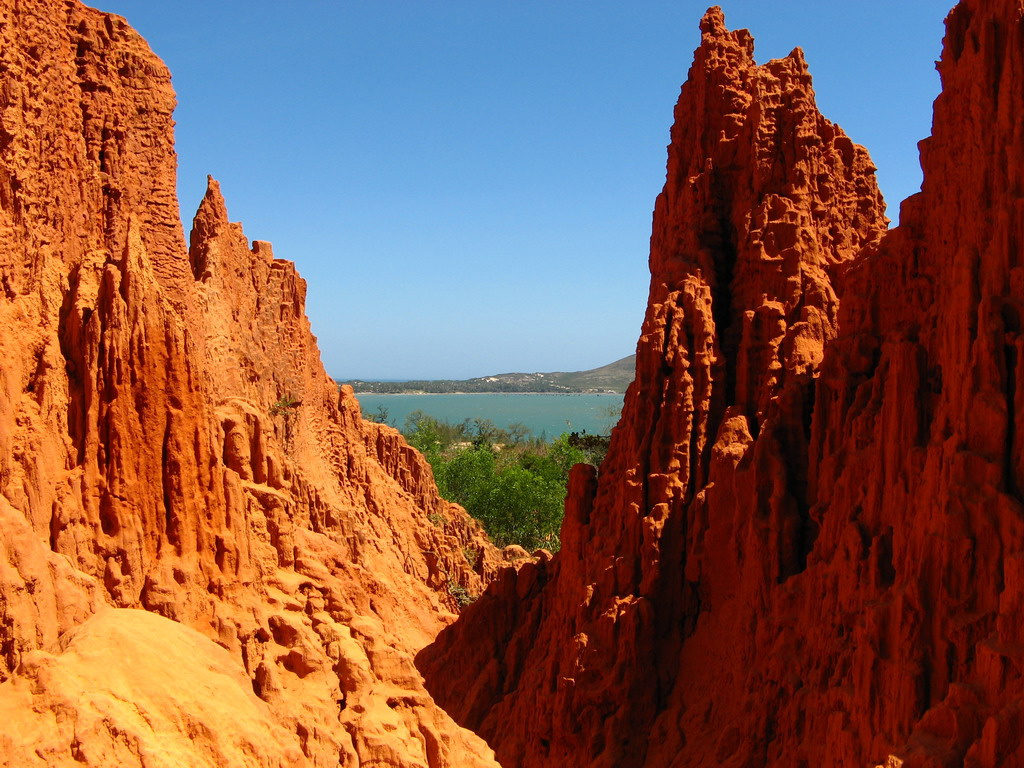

353,393,624,440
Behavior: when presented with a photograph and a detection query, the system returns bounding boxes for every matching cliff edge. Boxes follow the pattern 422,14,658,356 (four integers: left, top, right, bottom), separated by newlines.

0,2,503,766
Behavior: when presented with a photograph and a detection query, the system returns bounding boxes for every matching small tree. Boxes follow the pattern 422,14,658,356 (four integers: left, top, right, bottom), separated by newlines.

471,418,500,448
364,404,391,425
506,422,531,445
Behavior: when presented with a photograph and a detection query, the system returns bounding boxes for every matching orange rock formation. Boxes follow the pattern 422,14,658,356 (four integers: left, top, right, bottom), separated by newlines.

421,3,1024,766
6,0,1024,765
0,1,504,765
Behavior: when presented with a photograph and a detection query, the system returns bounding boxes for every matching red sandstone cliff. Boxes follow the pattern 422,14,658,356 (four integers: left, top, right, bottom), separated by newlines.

0,2,502,765
420,3,1024,767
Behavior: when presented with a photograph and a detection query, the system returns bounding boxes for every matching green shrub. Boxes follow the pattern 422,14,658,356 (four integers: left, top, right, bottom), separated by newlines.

270,393,301,417
404,416,607,553
447,580,475,608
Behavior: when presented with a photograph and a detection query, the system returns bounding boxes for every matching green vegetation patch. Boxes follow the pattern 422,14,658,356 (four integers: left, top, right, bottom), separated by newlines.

403,411,607,552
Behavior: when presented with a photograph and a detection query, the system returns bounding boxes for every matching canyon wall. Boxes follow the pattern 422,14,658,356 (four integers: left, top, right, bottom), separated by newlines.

420,3,1024,767
0,2,503,766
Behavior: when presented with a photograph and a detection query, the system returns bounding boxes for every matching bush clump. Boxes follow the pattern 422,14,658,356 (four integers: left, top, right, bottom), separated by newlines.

403,411,607,552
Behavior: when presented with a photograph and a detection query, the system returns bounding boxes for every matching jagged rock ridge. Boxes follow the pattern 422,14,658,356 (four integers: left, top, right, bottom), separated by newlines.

0,1,506,765
420,3,1024,767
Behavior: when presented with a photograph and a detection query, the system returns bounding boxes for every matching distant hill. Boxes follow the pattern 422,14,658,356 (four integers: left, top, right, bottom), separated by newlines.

341,355,636,394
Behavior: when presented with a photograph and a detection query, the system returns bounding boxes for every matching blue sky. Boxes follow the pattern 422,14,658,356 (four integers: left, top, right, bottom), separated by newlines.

95,1,951,380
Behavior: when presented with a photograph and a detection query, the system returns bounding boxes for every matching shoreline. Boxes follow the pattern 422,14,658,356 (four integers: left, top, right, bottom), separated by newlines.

353,391,623,437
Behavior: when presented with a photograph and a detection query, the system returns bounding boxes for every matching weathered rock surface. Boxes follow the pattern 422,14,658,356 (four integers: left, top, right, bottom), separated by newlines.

0,1,501,765
422,3,1024,767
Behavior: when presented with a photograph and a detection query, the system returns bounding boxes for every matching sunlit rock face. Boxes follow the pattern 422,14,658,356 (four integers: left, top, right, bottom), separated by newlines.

0,1,506,765
420,3,1024,766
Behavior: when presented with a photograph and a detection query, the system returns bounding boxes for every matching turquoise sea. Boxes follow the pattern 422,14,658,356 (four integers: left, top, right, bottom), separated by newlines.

354,393,624,439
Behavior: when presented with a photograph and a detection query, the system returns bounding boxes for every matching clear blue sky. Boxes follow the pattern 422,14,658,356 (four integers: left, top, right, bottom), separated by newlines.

95,1,951,380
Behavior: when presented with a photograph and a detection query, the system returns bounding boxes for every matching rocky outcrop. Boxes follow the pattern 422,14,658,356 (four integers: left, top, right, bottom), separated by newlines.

422,3,1024,767
0,2,501,766
805,0,1024,763
420,9,888,765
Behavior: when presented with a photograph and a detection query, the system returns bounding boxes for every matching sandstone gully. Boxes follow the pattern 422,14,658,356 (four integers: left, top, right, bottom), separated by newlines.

0,1,1022,767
